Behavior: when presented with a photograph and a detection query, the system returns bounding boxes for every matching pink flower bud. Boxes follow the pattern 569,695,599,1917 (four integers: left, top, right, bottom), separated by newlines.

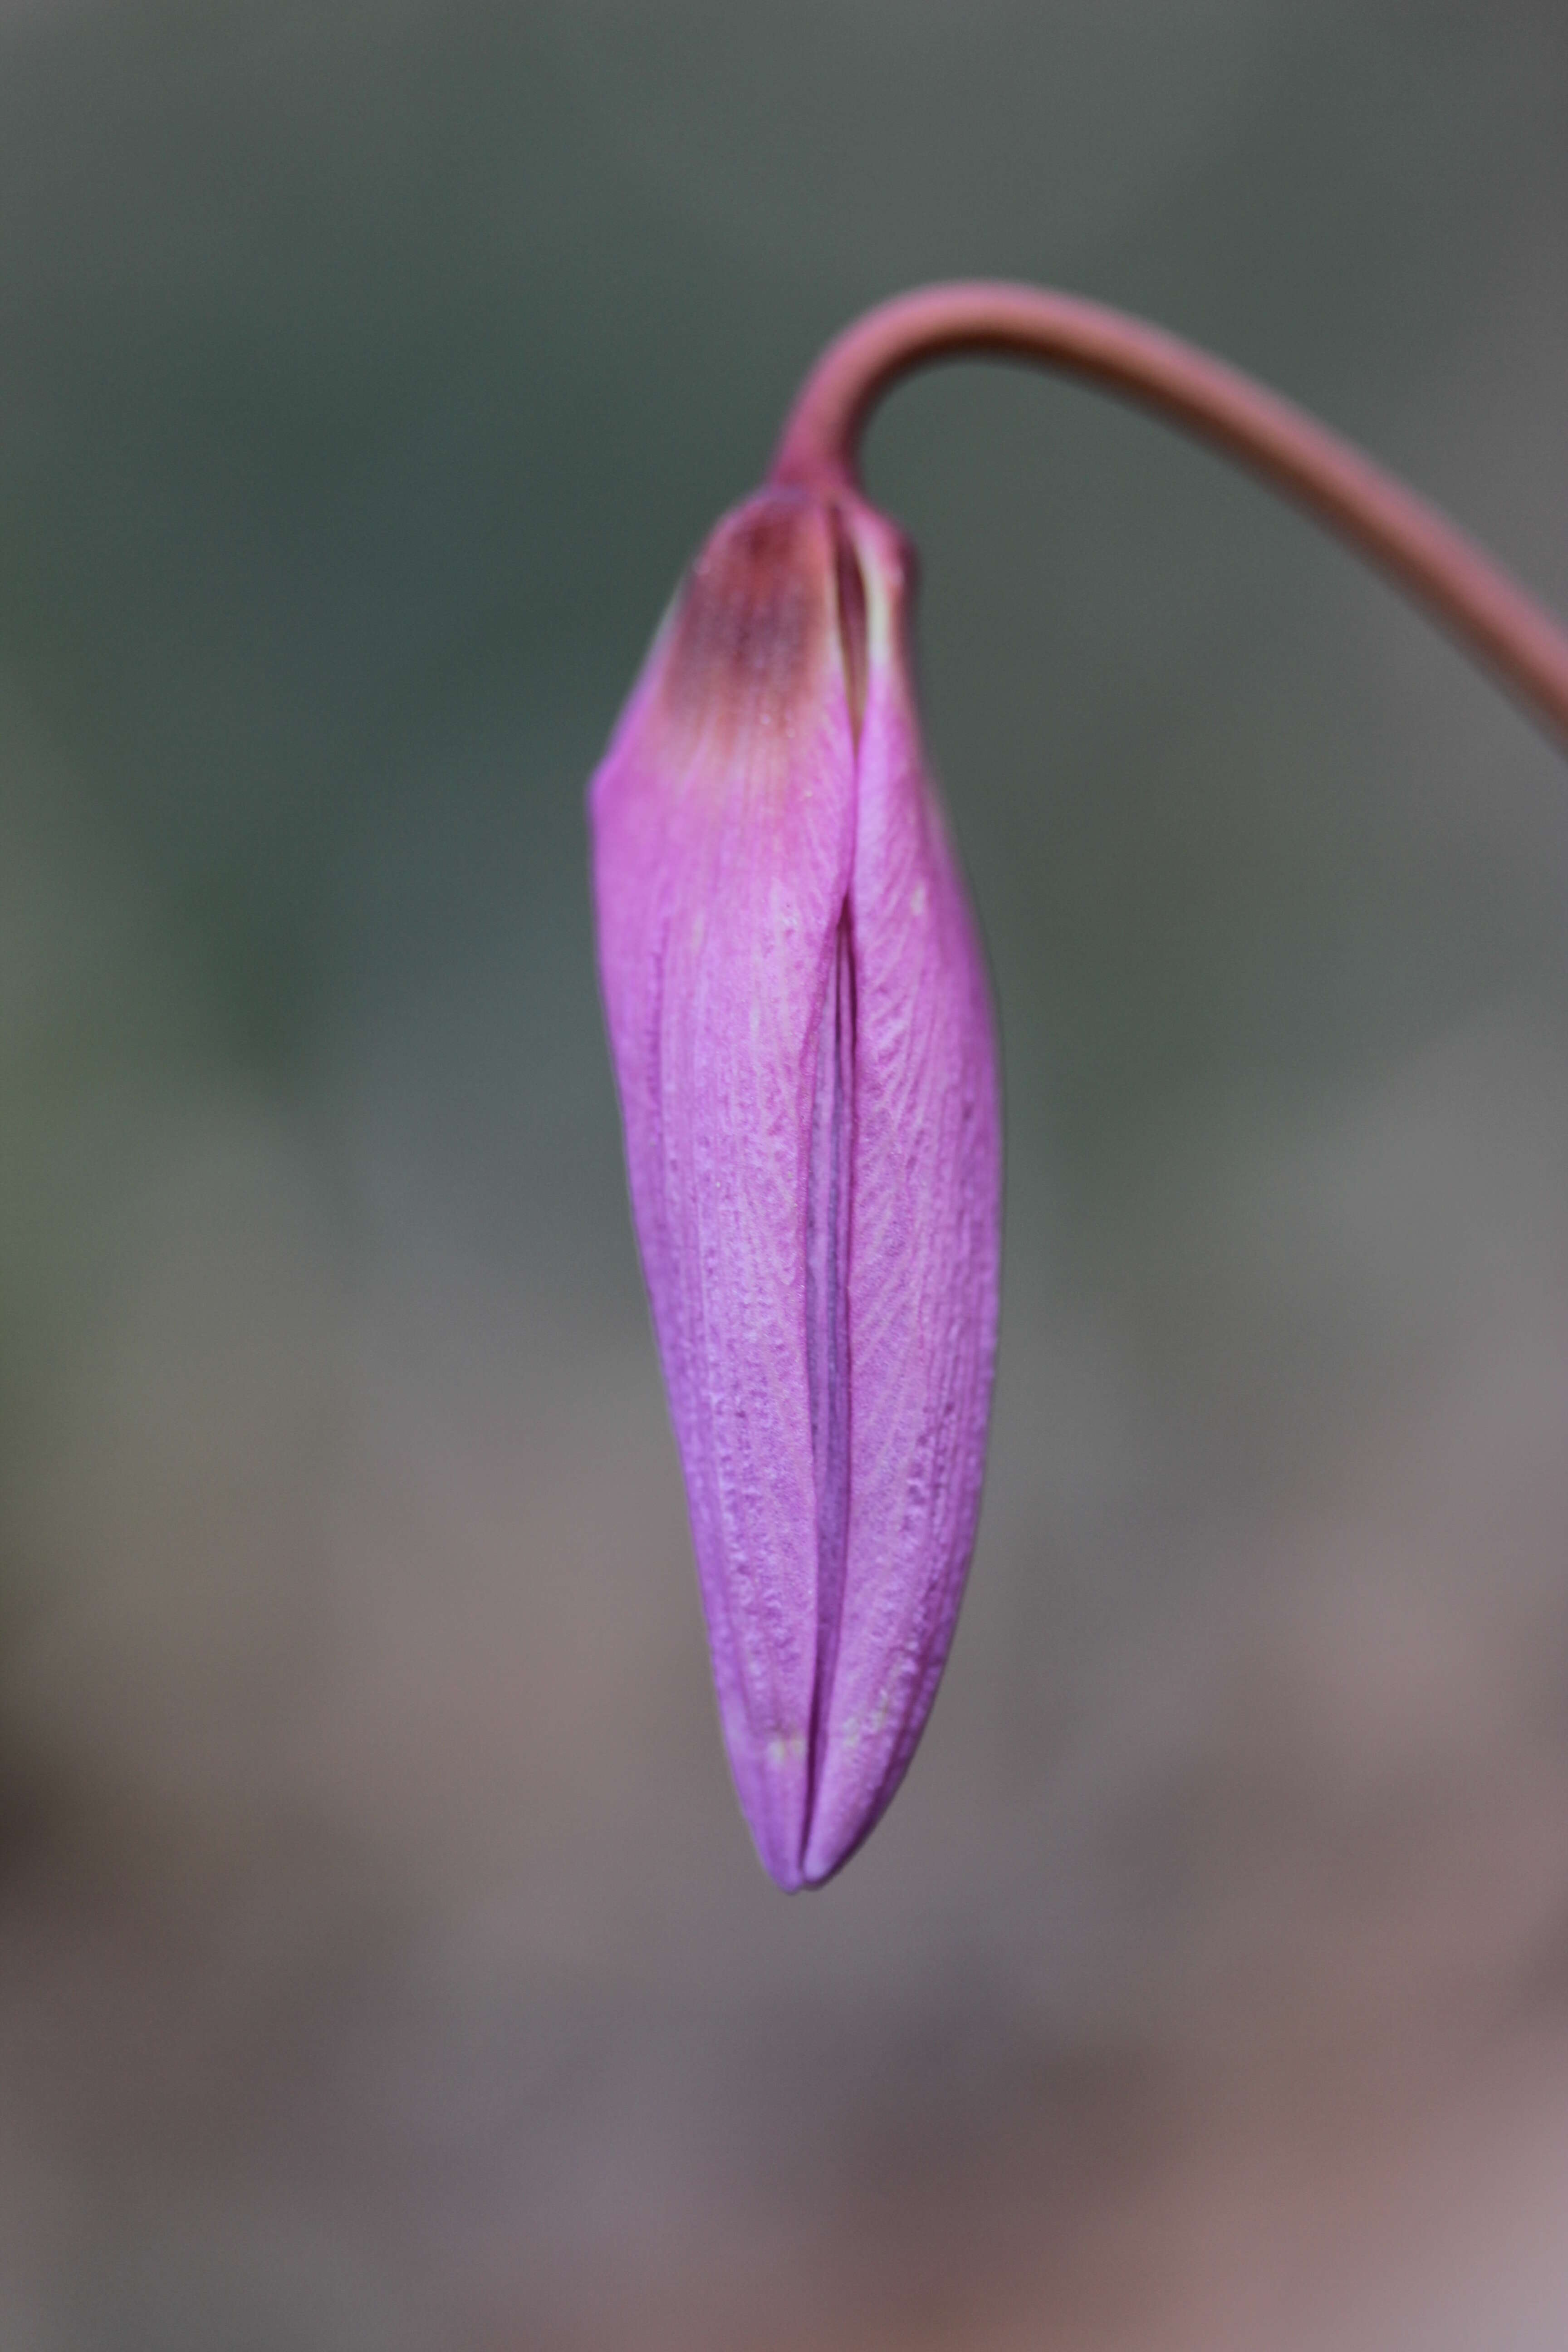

589,484,1001,1888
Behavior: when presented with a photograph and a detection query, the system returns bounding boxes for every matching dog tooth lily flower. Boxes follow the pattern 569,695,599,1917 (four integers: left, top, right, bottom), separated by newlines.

590,482,1001,1890
589,283,1568,1891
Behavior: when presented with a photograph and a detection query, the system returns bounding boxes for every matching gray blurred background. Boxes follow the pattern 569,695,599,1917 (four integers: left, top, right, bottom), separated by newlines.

2,4,1568,2346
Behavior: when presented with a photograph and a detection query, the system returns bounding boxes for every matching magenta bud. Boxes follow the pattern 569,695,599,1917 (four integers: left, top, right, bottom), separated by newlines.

588,482,1001,1889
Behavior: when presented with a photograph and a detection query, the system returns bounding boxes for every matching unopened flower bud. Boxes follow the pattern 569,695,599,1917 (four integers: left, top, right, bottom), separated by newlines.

589,482,1001,1888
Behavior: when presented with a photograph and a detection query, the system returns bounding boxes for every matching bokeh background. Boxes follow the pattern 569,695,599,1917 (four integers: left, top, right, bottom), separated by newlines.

2,4,1568,2345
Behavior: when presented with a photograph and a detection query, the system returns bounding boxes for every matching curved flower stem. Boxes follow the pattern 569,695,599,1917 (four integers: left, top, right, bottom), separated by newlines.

770,282,1568,750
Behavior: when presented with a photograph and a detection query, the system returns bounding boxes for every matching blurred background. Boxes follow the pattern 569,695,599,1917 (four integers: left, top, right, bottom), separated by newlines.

2,3,1567,2345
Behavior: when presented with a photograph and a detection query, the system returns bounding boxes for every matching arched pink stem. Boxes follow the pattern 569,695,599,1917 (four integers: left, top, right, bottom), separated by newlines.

770,283,1568,749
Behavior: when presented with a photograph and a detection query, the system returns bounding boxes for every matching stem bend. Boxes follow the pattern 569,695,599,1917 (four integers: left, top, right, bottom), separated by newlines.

770,283,1568,748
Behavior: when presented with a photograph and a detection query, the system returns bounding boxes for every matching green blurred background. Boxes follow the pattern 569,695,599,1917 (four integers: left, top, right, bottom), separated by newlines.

2,4,1568,2346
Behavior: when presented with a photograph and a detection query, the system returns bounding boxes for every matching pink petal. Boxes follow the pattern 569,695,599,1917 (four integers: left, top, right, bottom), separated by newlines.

801,501,1003,1886
589,490,858,1887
